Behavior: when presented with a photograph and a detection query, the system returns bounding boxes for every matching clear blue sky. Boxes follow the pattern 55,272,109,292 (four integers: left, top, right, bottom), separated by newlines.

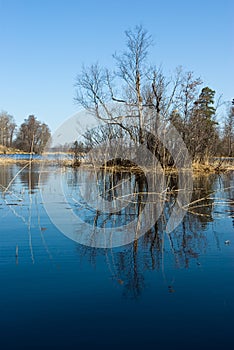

0,0,233,131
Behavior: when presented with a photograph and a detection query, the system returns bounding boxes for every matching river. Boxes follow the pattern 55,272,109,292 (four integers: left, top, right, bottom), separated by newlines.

0,163,233,349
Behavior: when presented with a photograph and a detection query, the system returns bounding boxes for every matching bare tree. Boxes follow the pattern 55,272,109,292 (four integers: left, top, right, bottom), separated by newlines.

75,25,153,146
0,111,16,147
113,25,153,144
75,26,185,167
174,71,202,141
74,25,224,165
221,99,234,156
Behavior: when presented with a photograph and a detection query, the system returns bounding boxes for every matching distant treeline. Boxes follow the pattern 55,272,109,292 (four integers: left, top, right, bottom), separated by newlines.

0,113,51,154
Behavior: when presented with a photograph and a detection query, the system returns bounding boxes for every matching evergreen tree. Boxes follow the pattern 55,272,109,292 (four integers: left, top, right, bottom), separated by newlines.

188,87,218,160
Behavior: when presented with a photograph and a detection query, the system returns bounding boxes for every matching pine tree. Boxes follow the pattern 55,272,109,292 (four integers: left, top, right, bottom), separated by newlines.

188,87,218,161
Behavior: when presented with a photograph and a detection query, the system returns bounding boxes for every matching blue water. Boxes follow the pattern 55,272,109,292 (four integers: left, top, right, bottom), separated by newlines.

0,153,73,160
0,165,233,349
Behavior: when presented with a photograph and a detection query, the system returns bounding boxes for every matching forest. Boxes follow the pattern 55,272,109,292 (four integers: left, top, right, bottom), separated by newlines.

0,114,50,154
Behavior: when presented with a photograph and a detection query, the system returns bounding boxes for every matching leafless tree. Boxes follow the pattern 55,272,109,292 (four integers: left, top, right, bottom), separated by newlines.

75,25,155,146
74,25,225,164
221,99,234,157
0,111,16,148
75,26,186,166
173,71,202,141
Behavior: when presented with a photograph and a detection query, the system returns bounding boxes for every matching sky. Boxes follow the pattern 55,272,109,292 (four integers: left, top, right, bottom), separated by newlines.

0,0,233,132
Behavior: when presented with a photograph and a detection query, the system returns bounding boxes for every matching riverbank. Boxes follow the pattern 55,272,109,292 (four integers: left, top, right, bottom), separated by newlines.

0,155,233,173
192,159,234,174
0,145,28,154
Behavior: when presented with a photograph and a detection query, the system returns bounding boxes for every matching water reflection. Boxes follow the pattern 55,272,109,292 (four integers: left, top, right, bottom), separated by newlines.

0,164,233,300
0,163,44,194
18,164,40,193
221,172,234,228
66,169,233,298
67,169,149,227
0,164,17,193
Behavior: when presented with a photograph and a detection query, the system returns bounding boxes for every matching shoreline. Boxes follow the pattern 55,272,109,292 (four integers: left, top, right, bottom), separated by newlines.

0,157,233,174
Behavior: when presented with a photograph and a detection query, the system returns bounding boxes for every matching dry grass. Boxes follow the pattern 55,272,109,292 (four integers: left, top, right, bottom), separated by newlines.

0,145,28,154
0,158,29,164
192,160,234,174
0,155,233,174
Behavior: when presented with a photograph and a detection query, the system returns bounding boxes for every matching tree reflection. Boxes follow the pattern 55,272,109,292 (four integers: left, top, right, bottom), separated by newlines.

0,163,45,195
0,164,16,193
18,163,40,193
68,168,148,231
70,168,226,299
220,172,234,227
1,164,232,299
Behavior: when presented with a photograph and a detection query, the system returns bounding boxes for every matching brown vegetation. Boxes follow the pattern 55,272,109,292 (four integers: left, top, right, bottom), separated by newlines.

0,145,27,154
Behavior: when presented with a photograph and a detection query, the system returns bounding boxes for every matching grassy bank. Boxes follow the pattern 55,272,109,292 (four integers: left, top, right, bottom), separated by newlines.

192,159,234,174
0,155,233,173
0,145,29,154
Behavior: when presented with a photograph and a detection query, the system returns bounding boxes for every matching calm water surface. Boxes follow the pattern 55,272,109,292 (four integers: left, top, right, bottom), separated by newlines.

0,164,233,349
